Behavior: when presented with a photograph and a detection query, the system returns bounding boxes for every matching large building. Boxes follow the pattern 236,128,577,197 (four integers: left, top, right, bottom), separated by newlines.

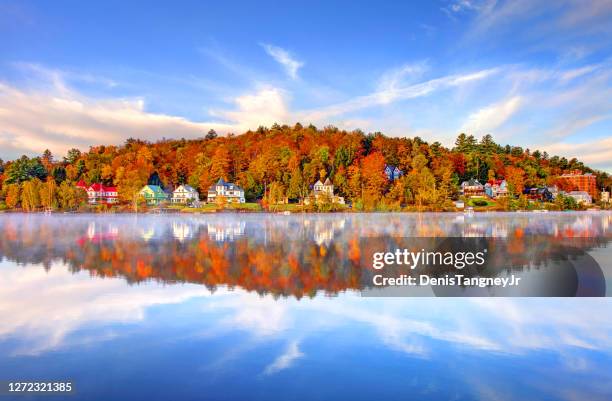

207,178,245,203
76,180,118,204
557,170,597,198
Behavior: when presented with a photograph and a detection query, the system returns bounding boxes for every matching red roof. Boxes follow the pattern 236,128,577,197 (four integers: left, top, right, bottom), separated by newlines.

86,183,117,193
76,179,87,188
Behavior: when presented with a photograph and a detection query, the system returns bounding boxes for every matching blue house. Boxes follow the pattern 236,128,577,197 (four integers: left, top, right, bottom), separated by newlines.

384,165,403,181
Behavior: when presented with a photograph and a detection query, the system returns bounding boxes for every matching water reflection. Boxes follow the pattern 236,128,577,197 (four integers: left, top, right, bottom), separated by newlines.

0,213,611,297
0,213,611,400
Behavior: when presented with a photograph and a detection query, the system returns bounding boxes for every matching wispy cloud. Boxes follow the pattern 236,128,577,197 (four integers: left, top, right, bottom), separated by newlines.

263,340,304,375
301,68,498,122
462,96,522,134
261,43,304,79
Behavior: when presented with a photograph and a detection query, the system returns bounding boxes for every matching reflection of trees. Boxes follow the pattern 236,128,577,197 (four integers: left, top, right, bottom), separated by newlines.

0,213,610,298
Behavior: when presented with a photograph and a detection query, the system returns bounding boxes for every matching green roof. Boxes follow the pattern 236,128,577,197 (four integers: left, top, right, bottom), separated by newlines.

141,185,167,198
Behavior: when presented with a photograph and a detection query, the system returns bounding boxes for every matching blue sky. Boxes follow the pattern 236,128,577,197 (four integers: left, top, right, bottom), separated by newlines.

1,0,611,171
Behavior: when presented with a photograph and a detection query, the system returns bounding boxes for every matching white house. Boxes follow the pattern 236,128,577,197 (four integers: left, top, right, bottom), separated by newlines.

207,178,245,203
567,191,592,205
75,180,118,204
305,178,345,205
172,184,199,204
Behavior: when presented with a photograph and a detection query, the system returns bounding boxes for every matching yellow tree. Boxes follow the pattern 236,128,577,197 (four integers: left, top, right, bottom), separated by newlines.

5,183,21,209
40,178,58,210
407,154,436,209
21,179,42,211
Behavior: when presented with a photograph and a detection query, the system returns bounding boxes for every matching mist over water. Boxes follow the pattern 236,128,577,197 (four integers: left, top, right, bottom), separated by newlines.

1,212,611,400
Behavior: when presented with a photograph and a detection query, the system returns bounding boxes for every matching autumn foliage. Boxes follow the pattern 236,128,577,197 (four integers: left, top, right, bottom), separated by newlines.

0,125,609,210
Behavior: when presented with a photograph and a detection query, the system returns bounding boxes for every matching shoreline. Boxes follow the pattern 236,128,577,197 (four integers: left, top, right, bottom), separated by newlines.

0,209,609,215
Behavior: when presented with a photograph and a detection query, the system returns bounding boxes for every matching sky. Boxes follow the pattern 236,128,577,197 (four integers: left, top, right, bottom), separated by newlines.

0,0,611,171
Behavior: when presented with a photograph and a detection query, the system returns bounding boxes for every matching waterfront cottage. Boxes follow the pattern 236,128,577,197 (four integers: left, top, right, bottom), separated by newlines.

305,178,345,205
172,184,199,204
207,178,245,203
567,191,592,205
76,180,118,204
460,179,485,197
140,185,168,205
484,179,508,199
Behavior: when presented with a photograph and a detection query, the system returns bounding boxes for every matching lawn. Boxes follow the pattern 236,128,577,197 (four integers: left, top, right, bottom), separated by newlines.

181,202,262,212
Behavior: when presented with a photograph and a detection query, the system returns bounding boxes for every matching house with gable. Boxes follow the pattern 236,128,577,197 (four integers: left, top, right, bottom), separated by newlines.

75,180,118,204
484,179,508,199
140,185,168,206
384,165,403,181
207,178,245,203
305,177,345,205
460,179,485,198
172,184,199,204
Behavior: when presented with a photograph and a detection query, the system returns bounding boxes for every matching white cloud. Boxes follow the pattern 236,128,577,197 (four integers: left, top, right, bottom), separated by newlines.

558,64,601,82
543,134,612,171
0,70,291,158
0,80,229,158
0,260,209,355
462,96,522,134
301,68,498,122
376,61,429,102
209,87,290,131
261,43,304,79
263,340,304,375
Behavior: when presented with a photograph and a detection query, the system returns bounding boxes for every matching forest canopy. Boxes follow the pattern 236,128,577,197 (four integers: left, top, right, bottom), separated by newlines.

0,123,609,210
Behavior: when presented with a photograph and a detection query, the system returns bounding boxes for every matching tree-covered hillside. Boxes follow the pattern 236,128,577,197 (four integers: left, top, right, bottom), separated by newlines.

0,123,609,211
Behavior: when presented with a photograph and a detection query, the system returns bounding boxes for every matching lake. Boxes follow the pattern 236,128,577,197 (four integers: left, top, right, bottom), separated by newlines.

1,212,611,400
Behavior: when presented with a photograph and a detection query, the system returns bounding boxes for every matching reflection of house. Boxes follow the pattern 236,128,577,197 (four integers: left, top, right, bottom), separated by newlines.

140,227,156,241
384,165,403,181
305,218,346,246
172,185,199,204
567,191,592,205
172,222,192,241
76,180,118,204
140,185,168,205
460,179,485,197
207,222,246,241
484,180,508,198
305,178,345,205
207,178,245,203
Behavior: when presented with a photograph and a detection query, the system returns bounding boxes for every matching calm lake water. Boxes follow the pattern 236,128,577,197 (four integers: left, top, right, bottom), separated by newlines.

1,212,611,400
